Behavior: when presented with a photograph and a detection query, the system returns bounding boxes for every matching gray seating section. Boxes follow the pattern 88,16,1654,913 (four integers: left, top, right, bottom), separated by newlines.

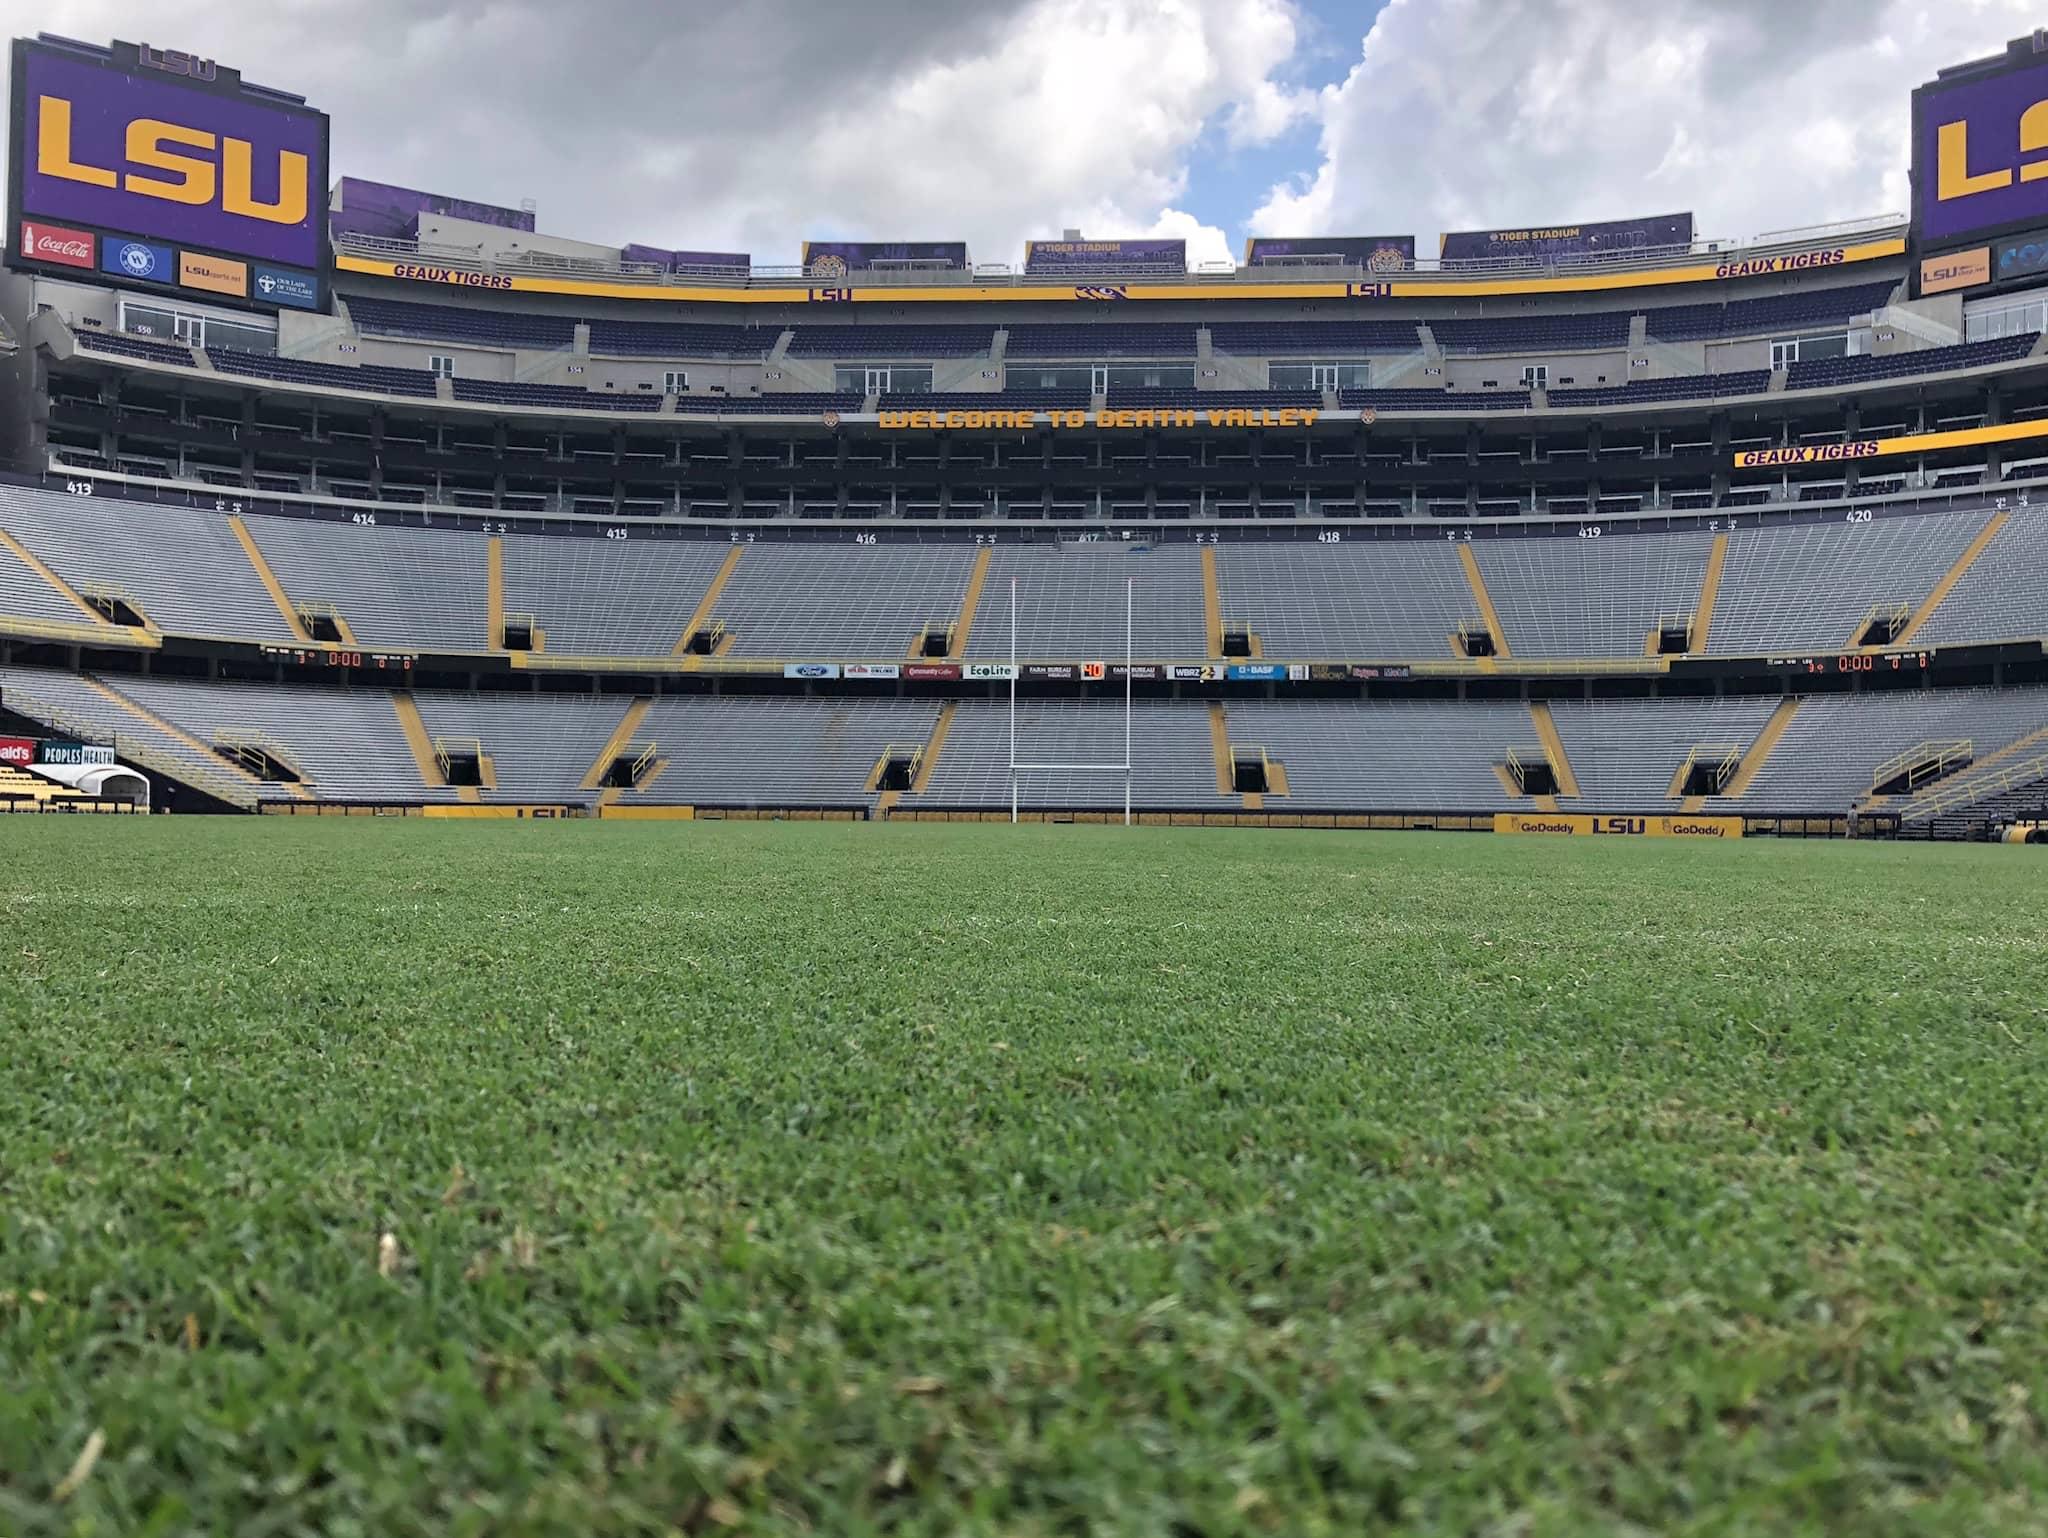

964,545,1208,660
1478,530,1715,658
1912,508,2048,645
1704,687,2048,814
116,676,460,803
1547,696,1782,811
716,545,977,659
1707,512,1993,654
1226,698,1528,811
624,696,941,806
0,665,281,804
413,692,628,801
0,483,295,640
0,541,90,624
915,700,1229,810
1216,543,1472,658
501,536,730,656
248,517,489,651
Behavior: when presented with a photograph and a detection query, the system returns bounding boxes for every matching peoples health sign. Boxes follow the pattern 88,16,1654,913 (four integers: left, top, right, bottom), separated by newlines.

10,38,328,273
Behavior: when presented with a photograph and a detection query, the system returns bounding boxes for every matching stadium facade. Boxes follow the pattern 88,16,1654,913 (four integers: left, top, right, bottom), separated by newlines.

1,31,2047,836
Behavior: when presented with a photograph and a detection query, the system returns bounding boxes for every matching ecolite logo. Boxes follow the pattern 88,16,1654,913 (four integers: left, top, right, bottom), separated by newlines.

20,220,95,268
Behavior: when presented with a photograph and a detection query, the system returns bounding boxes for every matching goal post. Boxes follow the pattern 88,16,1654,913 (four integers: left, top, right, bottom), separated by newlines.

1008,575,1133,825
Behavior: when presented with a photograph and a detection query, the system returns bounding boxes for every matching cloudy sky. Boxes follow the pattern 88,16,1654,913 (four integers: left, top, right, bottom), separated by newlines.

14,0,2042,265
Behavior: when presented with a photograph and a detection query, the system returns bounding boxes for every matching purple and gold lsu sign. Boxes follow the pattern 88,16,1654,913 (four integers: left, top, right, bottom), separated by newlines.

9,37,329,274
1914,45,2048,248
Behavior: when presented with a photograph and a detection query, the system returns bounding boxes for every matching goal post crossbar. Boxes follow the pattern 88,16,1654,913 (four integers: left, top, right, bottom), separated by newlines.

1008,574,1133,825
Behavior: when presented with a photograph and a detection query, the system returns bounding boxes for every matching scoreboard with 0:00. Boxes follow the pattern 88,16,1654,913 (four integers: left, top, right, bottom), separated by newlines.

260,646,417,670
1768,650,1933,676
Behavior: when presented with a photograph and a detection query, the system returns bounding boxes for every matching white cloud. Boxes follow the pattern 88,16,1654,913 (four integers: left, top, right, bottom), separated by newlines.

1251,0,2044,251
17,0,1305,267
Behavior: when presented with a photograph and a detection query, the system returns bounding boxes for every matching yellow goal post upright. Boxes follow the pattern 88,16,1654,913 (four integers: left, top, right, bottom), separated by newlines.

1008,574,1133,826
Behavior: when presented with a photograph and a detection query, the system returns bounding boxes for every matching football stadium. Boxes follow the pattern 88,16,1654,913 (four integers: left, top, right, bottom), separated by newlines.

4,20,2048,1533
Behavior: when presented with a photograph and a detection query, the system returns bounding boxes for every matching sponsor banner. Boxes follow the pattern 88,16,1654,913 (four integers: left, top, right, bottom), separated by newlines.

1226,663,1288,681
1919,246,1991,295
1025,238,1185,272
842,663,900,680
390,261,514,290
1307,664,1353,681
963,662,1019,681
1349,665,1415,681
1913,52,2048,245
1022,663,1077,681
783,662,840,679
333,177,532,238
337,236,1904,305
180,249,247,297
252,262,319,308
1107,664,1163,682
903,663,962,681
879,406,1322,432
1165,664,1224,682
15,40,328,269
802,240,967,277
18,219,94,268
1493,812,1744,839
1081,662,1107,681
0,735,37,766
622,243,750,273
101,236,174,283
1733,441,1880,469
1441,212,1693,264
1994,227,2048,282
1710,250,1849,278
38,740,116,766
1244,235,1415,271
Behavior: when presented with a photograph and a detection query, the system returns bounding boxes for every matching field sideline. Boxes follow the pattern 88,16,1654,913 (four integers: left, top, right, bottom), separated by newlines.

3,820,2047,1535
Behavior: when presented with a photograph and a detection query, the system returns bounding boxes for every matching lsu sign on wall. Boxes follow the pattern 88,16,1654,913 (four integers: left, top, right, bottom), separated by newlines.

1914,43,2048,252
8,36,328,288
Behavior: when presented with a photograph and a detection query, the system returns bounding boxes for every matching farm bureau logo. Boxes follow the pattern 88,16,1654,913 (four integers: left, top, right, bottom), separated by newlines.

391,263,513,289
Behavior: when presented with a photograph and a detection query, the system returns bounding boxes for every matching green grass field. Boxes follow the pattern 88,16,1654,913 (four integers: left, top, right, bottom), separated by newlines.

4,820,2047,1536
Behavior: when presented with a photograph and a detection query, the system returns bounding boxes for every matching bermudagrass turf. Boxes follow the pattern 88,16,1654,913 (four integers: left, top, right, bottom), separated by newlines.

2,820,2047,1536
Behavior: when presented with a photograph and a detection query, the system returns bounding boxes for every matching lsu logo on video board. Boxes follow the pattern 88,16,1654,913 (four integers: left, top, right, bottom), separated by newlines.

1915,53,2048,245
15,41,327,270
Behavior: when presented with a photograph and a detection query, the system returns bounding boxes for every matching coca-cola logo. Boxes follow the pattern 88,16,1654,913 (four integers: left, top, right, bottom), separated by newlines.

20,221,94,268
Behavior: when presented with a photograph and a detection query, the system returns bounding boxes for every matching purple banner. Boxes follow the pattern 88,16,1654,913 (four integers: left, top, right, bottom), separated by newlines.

804,240,967,276
1025,238,1186,273
1914,52,2048,245
332,177,534,238
14,40,327,269
622,242,750,273
1439,213,1692,265
1244,235,1414,272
